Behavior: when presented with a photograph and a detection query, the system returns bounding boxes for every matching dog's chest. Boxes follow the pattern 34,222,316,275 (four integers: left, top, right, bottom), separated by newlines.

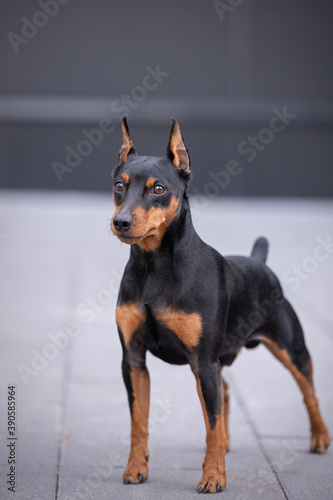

116,302,202,365
146,306,202,363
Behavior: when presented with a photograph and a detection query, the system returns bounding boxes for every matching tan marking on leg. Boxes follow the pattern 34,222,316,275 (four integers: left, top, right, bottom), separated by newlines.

256,335,330,453
222,375,230,451
145,177,157,189
196,377,227,493
123,366,150,484
155,308,202,349
116,303,146,347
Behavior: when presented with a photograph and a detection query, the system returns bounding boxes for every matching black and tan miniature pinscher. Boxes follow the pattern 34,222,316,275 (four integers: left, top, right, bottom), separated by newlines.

111,117,329,493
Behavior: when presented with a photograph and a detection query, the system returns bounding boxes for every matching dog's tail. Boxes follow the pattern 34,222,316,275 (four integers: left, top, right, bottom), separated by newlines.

250,236,269,263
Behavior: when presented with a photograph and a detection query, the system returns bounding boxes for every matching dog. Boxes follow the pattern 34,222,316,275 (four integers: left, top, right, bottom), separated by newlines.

111,117,329,493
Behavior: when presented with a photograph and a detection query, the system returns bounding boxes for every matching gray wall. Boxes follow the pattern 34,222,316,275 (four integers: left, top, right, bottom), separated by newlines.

0,0,333,196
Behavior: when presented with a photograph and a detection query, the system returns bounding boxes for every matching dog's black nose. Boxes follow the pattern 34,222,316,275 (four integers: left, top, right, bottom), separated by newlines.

113,215,133,232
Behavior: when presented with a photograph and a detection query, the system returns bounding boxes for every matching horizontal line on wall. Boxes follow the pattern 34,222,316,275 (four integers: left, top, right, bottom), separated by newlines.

0,95,333,128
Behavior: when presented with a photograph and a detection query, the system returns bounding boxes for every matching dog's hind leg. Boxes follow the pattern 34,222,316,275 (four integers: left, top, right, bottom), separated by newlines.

256,300,330,454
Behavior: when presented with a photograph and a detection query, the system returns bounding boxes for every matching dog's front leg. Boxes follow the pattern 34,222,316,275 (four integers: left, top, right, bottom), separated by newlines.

122,353,150,484
193,361,227,493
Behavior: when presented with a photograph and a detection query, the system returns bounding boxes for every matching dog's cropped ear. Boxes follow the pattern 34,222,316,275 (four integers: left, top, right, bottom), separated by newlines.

166,117,191,175
118,117,136,165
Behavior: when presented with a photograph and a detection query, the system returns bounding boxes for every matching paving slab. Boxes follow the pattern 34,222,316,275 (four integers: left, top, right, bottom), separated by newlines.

262,437,333,500
58,353,284,499
0,191,332,500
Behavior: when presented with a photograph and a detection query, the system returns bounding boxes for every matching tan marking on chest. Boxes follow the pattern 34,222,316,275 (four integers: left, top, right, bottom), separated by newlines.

155,308,202,349
116,303,146,347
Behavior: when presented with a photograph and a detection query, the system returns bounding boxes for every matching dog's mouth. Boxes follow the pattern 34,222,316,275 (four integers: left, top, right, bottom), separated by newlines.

115,227,157,245
117,234,142,243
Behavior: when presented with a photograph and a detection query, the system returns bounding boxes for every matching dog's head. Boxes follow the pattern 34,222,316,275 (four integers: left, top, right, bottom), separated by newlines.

111,118,191,251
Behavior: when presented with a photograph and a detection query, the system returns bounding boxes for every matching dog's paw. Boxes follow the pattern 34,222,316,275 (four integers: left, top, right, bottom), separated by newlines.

310,427,330,454
123,457,148,484
197,472,226,494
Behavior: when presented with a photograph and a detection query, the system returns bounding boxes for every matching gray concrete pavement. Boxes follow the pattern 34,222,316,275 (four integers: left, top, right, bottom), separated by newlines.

0,191,332,499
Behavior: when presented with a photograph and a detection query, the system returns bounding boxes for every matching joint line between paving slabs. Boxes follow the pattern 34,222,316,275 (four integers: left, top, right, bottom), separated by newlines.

55,253,80,499
55,342,72,499
228,373,289,500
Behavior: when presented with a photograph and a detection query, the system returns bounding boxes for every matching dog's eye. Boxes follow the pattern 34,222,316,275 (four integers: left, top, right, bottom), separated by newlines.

114,182,124,192
153,185,165,195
